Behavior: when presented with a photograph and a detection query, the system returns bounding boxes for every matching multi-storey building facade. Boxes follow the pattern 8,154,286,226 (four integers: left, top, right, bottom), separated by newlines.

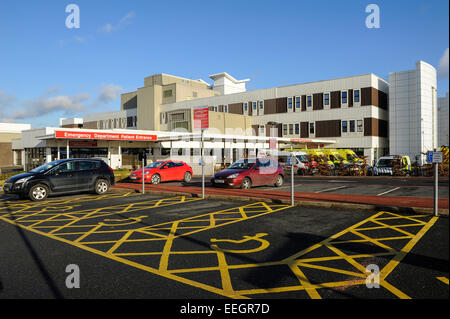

16,61,442,170
438,92,449,147
389,61,438,165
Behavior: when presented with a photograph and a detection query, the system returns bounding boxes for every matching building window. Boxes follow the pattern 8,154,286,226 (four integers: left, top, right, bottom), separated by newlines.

324,93,330,106
357,120,363,132
309,122,315,134
252,102,257,113
171,113,184,121
307,95,312,107
163,89,173,98
289,124,294,135
192,91,198,98
259,101,263,110
259,125,265,136
295,123,300,135
244,103,248,112
342,91,348,104
224,105,228,113
342,120,348,133
283,124,288,136
349,120,355,132
354,90,360,103
288,97,293,109
295,96,301,110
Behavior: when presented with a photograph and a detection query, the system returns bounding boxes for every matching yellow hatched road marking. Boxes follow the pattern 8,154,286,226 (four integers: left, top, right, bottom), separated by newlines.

436,277,449,285
0,197,439,299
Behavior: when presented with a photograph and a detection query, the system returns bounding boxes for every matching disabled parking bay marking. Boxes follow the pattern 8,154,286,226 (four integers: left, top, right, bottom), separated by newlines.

0,197,439,299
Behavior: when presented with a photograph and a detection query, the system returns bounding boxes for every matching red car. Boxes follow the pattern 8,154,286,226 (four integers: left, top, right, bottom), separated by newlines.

211,158,284,189
129,161,193,184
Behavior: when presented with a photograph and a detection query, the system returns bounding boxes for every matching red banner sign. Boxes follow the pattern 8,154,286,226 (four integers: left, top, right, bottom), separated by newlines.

69,140,98,147
291,138,313,143
269,138,277,149
193,107,209,130
55,130,157,141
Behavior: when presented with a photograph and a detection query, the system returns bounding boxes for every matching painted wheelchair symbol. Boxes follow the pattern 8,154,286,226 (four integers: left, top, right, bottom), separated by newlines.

210,233,269,254
99,215,147,226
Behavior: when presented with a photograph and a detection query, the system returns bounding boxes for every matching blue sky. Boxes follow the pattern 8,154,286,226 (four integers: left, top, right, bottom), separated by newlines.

0,0,448,128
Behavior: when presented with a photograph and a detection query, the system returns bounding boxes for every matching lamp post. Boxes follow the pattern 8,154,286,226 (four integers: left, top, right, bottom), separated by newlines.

268,121,294,206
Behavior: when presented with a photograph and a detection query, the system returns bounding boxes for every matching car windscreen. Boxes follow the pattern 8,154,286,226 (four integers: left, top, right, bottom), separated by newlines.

228,159,255,169
296,155,308,163
377,159,396,167
30,160,63,173
145,161,164,169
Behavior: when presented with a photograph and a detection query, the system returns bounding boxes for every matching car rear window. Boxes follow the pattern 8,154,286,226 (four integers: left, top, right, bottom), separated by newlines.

78,160,101,171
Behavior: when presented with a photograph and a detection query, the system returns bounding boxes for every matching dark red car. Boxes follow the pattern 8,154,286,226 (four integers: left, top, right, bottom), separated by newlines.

211,158,284,189
129,160,193,184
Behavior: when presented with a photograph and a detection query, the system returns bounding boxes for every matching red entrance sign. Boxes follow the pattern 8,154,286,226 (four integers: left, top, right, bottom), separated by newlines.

55,130,157,141
291,138,313,143
69,140,98,147
269,138,277,149
193,107,209,130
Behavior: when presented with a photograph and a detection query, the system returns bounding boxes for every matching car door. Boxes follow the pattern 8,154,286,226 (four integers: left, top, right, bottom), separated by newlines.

159,162,175,181
250,160,265,186
259,159,276,185
174,162,186,180
75,160,95,191
47,161,79,193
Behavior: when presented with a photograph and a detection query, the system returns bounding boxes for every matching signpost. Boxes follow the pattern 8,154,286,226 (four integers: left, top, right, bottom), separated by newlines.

287,153,295,206
139,152,147,195
427,150,442,216
194,107,209,199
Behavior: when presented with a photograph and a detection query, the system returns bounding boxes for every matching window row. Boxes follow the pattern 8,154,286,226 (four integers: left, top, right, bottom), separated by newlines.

287,89,361,110
280,119,364,136
342,120,363,133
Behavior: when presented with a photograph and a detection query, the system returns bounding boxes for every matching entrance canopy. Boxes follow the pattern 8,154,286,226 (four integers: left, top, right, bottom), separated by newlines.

41,129,158,142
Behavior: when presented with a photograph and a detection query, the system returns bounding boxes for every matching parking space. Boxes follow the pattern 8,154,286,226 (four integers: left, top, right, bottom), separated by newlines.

119,175,449,199
0,191,447,299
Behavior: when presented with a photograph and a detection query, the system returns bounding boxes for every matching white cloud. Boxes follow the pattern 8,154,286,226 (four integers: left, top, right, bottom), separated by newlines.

1,83,124,122
438,48,449,78
10,93,91,120
98,84,123,102
0,90,16,107
59,35,91,46
100,11,135,33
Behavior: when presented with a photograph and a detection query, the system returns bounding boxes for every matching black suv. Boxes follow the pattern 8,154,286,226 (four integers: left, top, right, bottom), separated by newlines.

3,159,115,201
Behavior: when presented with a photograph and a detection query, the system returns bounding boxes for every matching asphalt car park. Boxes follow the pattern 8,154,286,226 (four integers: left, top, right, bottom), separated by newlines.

0,191,448,299
126,175,449,199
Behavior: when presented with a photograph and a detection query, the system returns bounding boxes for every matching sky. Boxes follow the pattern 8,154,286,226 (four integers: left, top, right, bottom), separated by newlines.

0,0,448,128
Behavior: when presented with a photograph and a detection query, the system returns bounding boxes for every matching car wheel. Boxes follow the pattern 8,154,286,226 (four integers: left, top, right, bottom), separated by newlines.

151,174,161,185
29,184,49,201
95,179,109,195
184,171,192,183
240,177,252,189
274,175,284,187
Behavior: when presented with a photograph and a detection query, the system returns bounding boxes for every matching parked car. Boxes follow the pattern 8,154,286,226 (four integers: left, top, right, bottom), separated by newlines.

373,155,411,176
282,149,319,175
3,159,114,201
211,158,284,189
129,160,193,184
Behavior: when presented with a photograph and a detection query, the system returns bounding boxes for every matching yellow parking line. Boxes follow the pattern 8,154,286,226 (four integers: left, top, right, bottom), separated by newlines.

380,216,438,282
436,277,449,285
